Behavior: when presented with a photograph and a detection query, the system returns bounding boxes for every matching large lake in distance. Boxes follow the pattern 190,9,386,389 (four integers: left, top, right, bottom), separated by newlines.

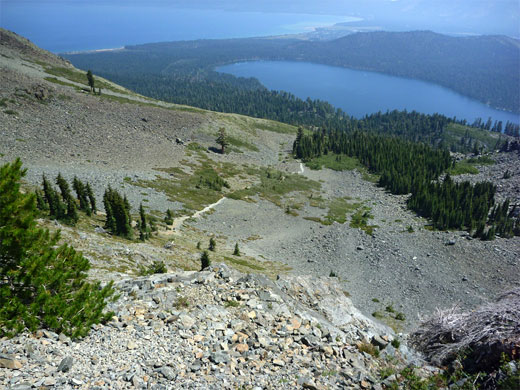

218,61,520,125
0,2,357,53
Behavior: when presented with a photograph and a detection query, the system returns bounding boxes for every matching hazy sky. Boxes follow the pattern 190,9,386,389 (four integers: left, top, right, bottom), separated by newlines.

1,0,519,38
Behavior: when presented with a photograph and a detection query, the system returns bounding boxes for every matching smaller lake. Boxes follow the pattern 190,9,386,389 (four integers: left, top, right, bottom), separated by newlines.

218,61,520,125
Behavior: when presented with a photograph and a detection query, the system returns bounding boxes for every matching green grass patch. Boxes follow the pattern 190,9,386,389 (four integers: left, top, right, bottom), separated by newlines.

306,153,362,171
132,165,229,213
0,98,8,107
227,135,259,152
447,155,495,175
224,256,265,271
447,161,479,175
44,76,81,89
322,197,361,225
186,142,206,152
253,120,297,134
350,207,378,235
4,110,19,116
229,167,320,207
467,155,495,165
444,123,503,152
44,66,125,94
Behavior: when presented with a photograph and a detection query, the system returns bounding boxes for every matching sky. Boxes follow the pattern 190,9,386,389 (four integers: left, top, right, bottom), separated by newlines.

1,0,519,39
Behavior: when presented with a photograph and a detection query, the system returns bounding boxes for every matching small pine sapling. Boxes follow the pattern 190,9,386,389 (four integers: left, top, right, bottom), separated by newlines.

200,250,211,270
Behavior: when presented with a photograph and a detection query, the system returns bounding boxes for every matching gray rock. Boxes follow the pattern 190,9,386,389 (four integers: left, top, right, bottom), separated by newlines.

371,335,388,349
210,351,229,364
158,366,176,380
58,356,73,372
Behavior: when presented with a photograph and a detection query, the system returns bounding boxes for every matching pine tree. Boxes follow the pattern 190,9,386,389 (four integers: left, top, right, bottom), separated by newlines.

103,187,132,239
73,176,91,215
164,209,174,225
56,173,72,202
138,203,148,241
233,243,240,256
42,175,65,220
209,237,216,251
35,189,47,211
200,251,211,270
65,196,79,225
86,70,95,92
0,159,116,338
216,127,229,154
85,183,97,214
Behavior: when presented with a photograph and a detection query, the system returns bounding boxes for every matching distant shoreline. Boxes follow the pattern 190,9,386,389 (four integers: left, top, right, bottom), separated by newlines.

63,47,125,55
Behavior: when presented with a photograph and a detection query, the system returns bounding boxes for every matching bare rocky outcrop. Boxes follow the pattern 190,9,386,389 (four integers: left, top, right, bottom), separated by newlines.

0,265,429,390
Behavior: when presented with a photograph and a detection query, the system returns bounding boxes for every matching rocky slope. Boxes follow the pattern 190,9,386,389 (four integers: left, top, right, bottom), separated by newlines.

1,28,519,389
1,264,436,390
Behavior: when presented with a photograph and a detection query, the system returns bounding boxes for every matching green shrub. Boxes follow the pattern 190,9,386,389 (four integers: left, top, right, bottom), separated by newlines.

357,341,380,358
0,159,116,338
233,243,240,256
395,312,406,321
209,237,216,251
200,251,211,270
139,261,167,276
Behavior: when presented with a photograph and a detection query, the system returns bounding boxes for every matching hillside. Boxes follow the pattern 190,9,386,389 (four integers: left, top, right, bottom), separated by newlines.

65,30,520,114
1,29,519,388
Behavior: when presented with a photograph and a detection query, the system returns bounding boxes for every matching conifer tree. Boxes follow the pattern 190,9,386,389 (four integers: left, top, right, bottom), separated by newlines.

200,251,211,270
73,176,90,215
65,196,79,225
103,187,132,239
86,70,95,92
56,173,72,202
0,159,116,338
209,237,216,251
42,175,65,220
85,183,97,214
233,243,240,256
138,203,149,241
35,189,47,211
216,127,229,154
164,209,174,225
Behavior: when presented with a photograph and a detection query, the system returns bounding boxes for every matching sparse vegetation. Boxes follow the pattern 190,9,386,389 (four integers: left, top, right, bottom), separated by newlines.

357,341,380,358
209,237,216,251
200,250,211,270
233,243,240,256
174,296,189,309
139,260,167,276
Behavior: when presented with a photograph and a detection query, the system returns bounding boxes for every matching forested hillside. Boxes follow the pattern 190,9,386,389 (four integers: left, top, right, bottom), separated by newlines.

293,129,520,239
65,31,520,114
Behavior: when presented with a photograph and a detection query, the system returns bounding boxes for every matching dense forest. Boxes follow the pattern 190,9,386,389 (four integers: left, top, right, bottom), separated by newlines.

293,129,520,239
66,31,520,114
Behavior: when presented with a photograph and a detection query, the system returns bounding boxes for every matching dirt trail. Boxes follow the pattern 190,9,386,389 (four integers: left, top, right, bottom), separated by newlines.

165,197,228,234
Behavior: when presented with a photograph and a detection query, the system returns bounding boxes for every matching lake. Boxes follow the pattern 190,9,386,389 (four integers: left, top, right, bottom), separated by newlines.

218,61,520,125
0,2,358,53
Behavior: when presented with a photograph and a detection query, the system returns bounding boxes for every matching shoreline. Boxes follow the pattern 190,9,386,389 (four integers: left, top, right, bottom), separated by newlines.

62,46,125,55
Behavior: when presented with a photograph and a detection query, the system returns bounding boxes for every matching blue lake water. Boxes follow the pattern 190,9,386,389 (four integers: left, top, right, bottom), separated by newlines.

218,61,520,125
0,2,357,53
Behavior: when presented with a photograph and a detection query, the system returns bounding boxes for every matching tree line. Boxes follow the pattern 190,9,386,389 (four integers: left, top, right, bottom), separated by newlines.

36,174,154,241
293,129,520,239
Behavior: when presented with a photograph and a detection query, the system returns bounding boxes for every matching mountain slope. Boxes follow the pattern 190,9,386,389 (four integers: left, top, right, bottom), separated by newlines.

2,27,520,331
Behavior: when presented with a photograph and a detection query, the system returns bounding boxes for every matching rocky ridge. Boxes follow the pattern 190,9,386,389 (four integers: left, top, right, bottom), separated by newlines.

0,265,433,390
